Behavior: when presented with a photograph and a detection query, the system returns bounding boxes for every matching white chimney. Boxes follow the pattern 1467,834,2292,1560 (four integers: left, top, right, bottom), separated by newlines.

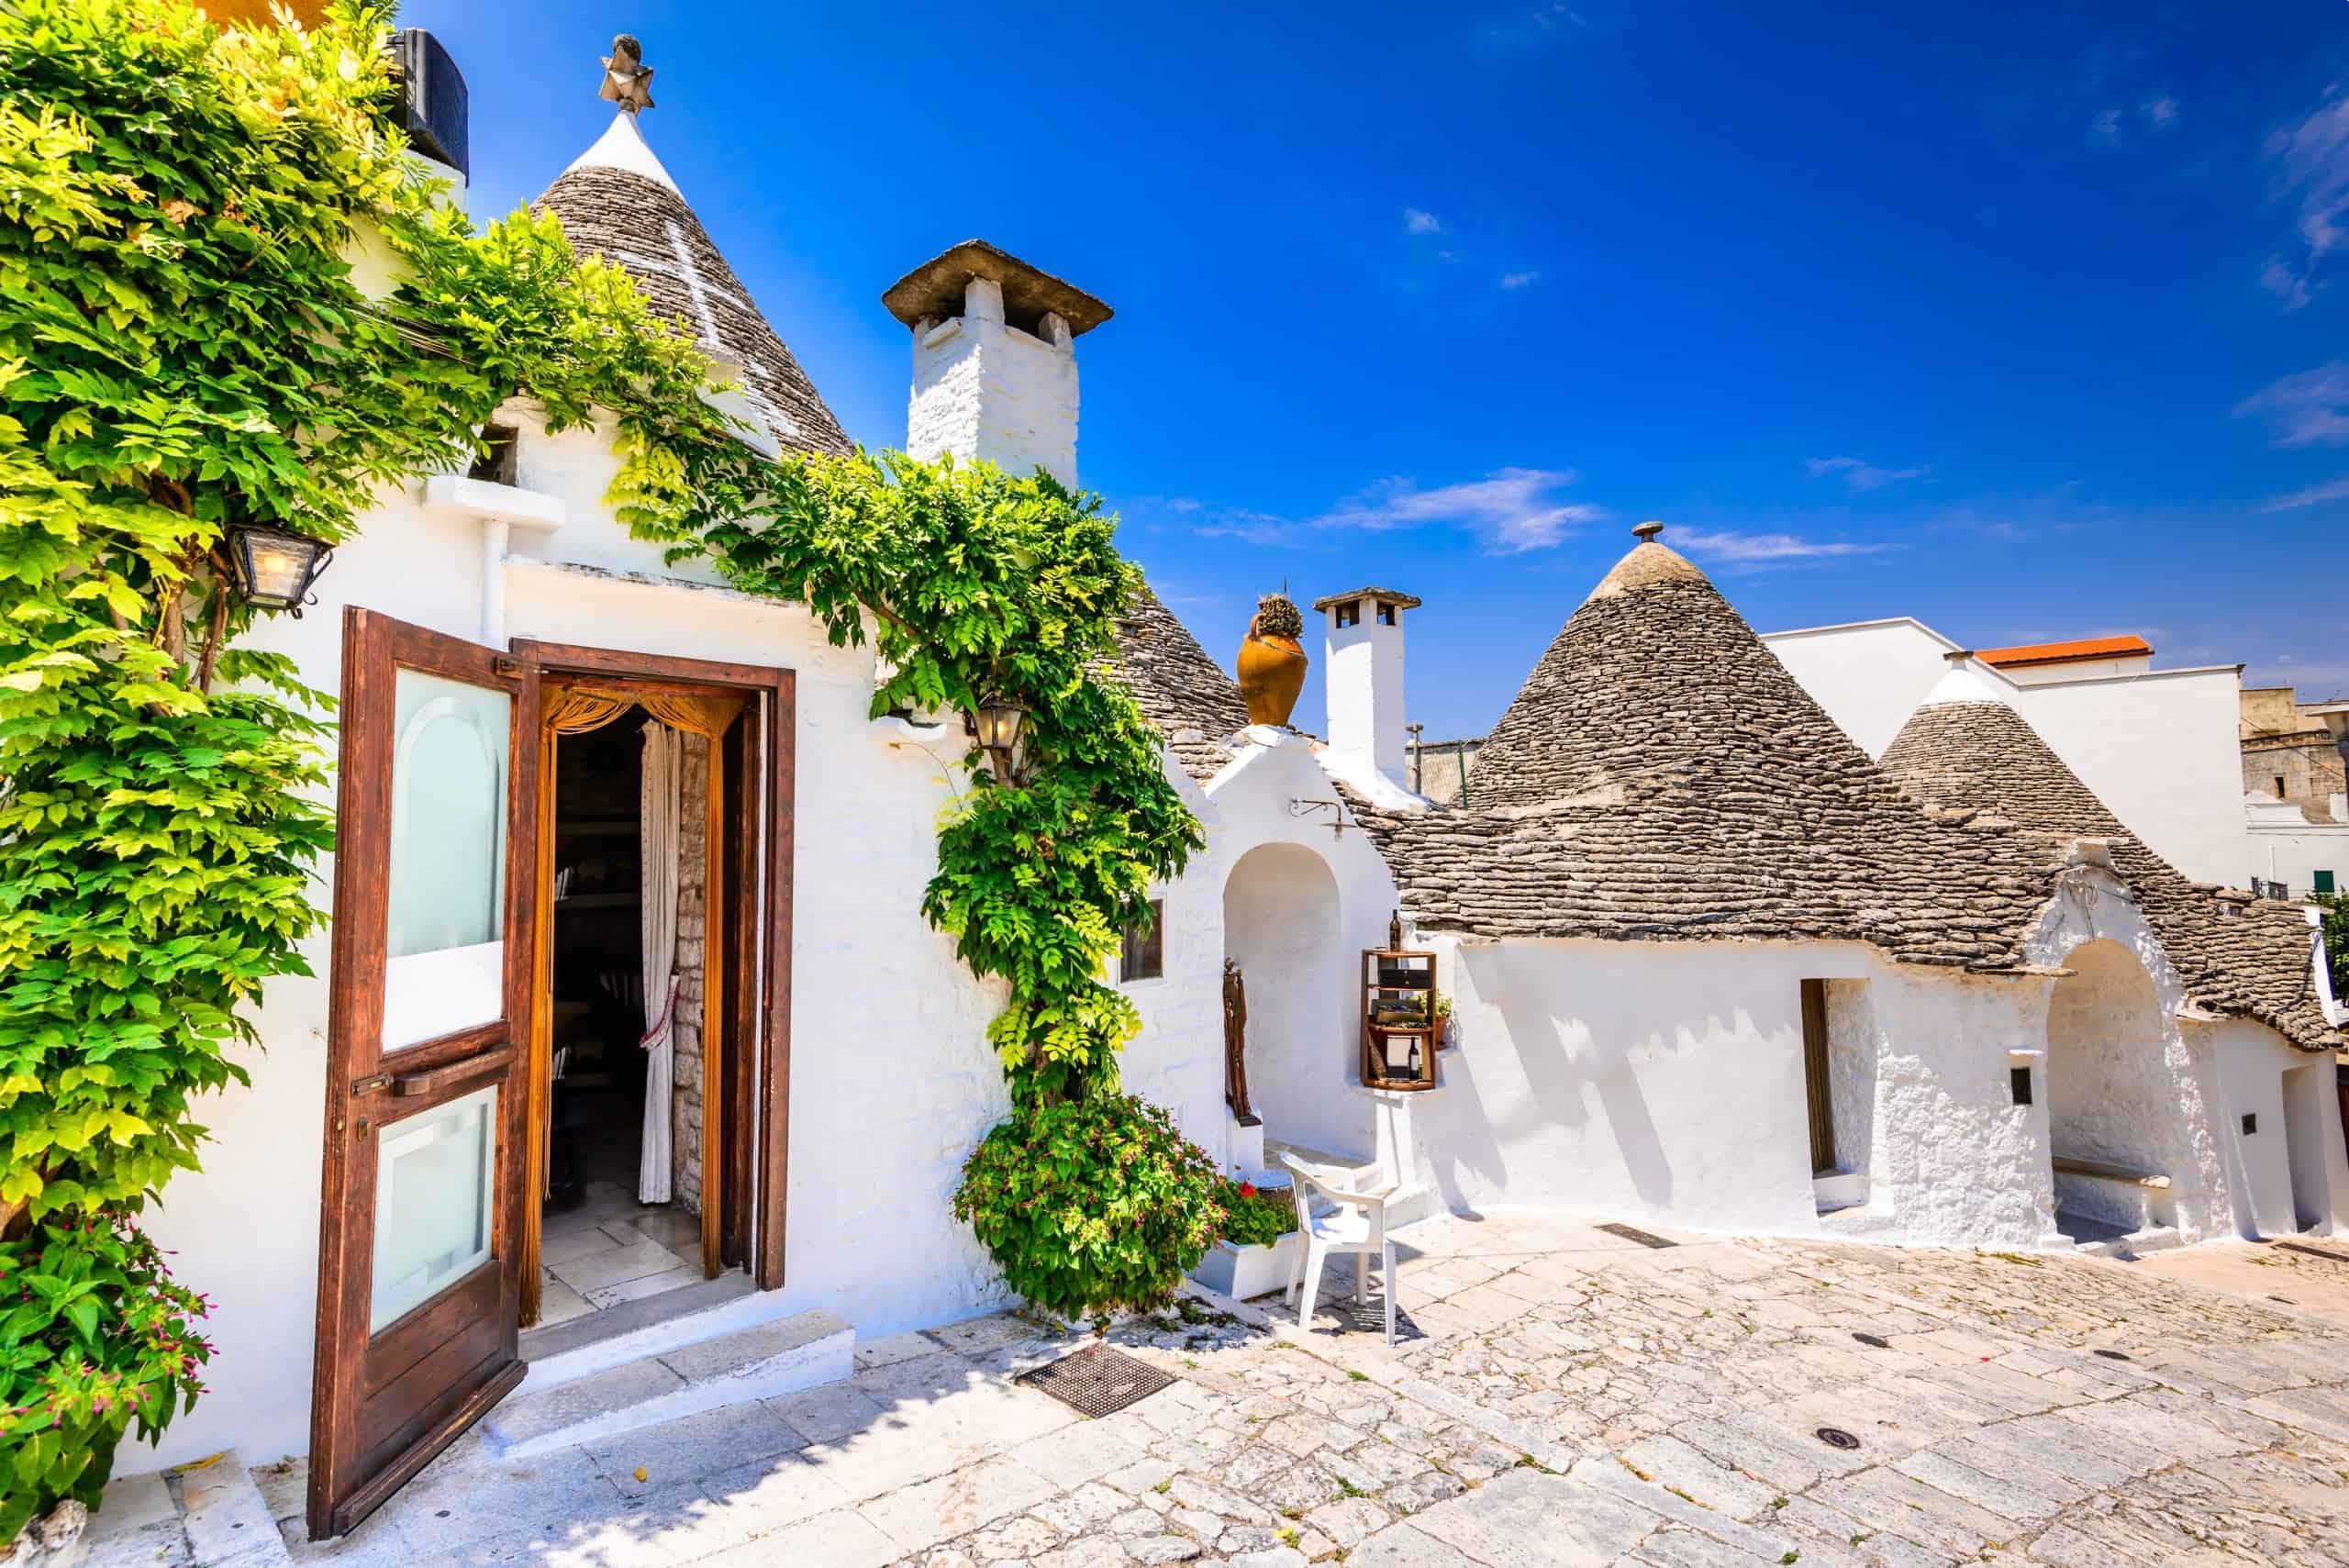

1315,587,1420,787
882,240,1113,487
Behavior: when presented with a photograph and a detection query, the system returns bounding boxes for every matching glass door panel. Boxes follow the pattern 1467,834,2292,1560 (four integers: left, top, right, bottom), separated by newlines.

383,669,511,1050
369,1084,498,1331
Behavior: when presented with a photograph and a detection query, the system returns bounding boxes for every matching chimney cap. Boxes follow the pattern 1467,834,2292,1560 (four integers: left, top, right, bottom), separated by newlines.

1311,585,1424,613
1632,520,1664,542
883,239,1113,335
1943,649,1975,666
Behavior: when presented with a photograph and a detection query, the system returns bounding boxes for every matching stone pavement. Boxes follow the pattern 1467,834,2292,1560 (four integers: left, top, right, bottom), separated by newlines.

94,1212,2349,1566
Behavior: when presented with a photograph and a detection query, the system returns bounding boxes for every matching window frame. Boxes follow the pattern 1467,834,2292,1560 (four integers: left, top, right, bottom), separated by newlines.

1119,896,1166,984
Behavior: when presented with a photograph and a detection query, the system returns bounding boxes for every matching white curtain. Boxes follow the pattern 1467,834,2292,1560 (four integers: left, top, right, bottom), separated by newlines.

638,723,684,1204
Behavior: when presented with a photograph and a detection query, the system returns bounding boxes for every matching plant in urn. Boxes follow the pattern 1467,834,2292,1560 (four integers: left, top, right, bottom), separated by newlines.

1237,592,1308,727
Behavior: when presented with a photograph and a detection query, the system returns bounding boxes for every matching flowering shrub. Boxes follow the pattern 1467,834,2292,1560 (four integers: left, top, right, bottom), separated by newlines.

0,1218,210,1542
953,1095,1226,1318
1218,1179,1297,1249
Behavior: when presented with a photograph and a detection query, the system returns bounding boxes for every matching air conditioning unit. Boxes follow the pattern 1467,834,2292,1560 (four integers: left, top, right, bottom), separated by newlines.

393,29,468,180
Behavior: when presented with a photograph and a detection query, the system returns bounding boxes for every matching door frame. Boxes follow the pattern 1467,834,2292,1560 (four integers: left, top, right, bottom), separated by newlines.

514,639,796,1290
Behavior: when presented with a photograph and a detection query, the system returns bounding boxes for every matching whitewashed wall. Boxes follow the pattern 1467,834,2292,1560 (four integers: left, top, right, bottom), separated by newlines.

2021,669,2249,889
2198,1017,2349,1239
1761,619,1957,759
1828,963,2059,1247
1188,734,1408,1165
1405,936,1874,1236
1763,620,2249,887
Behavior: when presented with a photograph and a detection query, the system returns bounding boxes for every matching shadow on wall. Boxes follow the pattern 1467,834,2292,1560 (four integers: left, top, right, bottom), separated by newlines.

1222,841,1353,1156
1445,942,1742,1216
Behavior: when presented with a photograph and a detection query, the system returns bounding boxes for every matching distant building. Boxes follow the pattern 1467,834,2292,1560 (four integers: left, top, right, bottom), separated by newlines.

2242,685,2349,823
2241,686,2349,897
1409,735,1485,805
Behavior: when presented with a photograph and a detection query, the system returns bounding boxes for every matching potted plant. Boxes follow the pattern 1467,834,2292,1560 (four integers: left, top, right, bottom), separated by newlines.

1187,1176,1303,1300
1434,991,1454,1050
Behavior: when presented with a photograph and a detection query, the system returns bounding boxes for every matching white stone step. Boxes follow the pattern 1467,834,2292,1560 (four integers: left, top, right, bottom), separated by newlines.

482,1307,852,1461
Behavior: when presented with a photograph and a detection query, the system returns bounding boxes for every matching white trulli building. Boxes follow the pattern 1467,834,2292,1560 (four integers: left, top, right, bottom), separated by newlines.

134,36,2349,1538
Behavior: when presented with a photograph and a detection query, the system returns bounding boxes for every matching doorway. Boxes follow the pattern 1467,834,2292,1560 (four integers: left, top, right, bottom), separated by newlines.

536,711,706,1327
308,617,794,1540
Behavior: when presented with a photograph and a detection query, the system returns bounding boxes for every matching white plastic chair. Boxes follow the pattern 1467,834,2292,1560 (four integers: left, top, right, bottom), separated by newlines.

1280,1153,1401,1345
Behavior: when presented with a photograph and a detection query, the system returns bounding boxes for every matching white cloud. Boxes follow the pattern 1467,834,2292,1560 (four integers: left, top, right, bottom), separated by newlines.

1313,468,1601,554
2260,83,2349,309
1405,207,1443,235
1672,528,1896,567
2261,258,2314,310
2254,475,2349,513
2087,107,2125,150
1804,455,1932,492
2236,362,2349,449
1498,270,1542,290
2142,95,2178,131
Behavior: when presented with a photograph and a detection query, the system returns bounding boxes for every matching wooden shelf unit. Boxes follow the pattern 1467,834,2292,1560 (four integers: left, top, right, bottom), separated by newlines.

1361,948,1438,1091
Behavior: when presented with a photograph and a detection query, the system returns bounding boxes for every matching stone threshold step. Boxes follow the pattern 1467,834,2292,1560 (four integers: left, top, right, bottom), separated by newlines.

482,1307,852,1461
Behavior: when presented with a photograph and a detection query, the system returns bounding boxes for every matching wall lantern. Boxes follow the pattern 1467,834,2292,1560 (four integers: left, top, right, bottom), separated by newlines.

223,522,334,616
971,691,1029,783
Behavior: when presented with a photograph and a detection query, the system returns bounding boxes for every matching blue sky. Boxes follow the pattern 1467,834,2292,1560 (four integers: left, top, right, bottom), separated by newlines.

410,0,2349,740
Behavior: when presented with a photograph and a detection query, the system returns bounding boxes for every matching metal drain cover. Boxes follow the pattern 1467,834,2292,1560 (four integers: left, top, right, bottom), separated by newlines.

1815,1426,1862,1451
1852,1332,1890,1349
1016,1344,1175,1418
1598,1222,1678,1250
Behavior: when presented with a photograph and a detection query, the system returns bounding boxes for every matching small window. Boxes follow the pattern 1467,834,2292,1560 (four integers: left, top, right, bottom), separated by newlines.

1376,600,1397,626
1334,601,1361,629
468,423,518,486
1119,898,1164,982
2276,776,2288,799
2009,1066,2033,1106
2316,870,2337,895
2243,1112,2258,1136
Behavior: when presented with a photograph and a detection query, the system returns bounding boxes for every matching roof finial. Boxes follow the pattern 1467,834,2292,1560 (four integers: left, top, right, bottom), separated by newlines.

600,34,655,115
1632,520,1664,542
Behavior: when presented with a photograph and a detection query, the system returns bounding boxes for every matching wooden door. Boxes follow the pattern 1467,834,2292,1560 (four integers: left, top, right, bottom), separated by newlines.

307,609,540,1540
1800,979,1836,1176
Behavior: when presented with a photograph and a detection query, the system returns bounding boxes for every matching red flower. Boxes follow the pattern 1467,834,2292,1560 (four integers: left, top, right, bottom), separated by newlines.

1238,1183,1256,1198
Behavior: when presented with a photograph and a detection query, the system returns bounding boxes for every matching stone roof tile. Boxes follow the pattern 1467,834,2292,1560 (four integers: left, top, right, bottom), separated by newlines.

1105,588,1248,784
535,154,851,461
1356,535,2057,963
1881,697,2342,1052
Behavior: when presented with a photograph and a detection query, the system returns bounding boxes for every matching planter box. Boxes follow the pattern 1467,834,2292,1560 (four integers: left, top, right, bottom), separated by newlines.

1189,1230,1304,1301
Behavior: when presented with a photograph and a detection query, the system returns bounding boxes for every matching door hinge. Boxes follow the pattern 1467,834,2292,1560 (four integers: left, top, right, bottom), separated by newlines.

351,1073,392,1097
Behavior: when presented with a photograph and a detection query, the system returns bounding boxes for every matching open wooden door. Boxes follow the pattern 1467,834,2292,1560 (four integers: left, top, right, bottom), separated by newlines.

307,609,539,1540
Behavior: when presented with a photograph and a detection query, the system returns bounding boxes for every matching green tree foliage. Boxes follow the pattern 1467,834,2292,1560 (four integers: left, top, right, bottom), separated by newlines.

2319,893,2346,1001
4,0,1219,1525
0,0,738,1527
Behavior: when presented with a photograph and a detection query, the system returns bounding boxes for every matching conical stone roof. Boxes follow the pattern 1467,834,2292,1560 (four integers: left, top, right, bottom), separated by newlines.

1882,678,2342,1051
1105,587,1249,784
1364,533,2053,962
535,113,851,459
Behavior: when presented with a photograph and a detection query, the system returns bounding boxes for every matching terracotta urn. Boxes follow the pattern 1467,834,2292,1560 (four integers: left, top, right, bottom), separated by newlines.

1237,594,1308,728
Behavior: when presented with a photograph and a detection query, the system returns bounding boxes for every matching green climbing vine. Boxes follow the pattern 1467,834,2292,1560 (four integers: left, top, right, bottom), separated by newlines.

2,0,1215,1532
